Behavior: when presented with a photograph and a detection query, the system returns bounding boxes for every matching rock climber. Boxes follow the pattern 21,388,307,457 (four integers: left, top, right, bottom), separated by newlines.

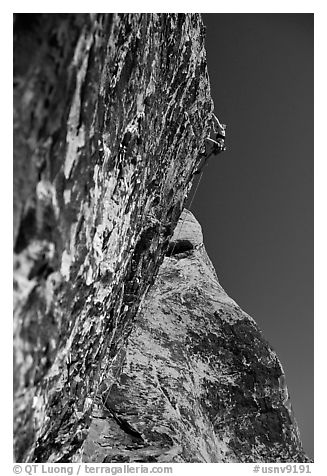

194,113,227,175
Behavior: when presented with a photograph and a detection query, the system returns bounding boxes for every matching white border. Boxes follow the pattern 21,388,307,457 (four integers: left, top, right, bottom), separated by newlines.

3,2,325,471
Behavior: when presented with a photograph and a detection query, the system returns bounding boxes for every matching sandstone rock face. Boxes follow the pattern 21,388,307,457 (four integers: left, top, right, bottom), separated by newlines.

83,210,308,463
13,14,212,462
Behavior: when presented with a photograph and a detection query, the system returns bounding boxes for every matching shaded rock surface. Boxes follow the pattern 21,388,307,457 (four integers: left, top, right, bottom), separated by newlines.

13,13,213,462
83,210,308,463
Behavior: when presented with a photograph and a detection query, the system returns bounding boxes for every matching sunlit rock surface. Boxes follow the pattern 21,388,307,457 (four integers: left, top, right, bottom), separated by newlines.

84,210,308,463
13,13,212,462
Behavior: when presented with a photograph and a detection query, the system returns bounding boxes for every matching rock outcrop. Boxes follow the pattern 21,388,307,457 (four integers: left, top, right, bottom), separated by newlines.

83,210,307,463
13,13,308,463
13,13,212,462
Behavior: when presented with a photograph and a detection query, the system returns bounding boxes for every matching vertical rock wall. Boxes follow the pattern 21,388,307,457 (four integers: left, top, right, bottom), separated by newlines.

13,13,213,462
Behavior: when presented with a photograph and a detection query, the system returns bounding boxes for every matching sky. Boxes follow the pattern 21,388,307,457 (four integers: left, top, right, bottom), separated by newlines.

189,14,313,458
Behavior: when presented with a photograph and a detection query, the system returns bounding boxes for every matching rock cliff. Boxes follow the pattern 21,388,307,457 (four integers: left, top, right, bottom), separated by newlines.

13,13,307,463
83,210,307,463
13,13,212,462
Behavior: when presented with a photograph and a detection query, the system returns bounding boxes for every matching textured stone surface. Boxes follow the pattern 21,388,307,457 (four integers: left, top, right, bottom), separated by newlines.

83,210,308,463
13,13,213,462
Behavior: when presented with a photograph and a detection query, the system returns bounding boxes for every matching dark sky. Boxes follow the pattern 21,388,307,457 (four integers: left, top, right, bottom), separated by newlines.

190,14,313,458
